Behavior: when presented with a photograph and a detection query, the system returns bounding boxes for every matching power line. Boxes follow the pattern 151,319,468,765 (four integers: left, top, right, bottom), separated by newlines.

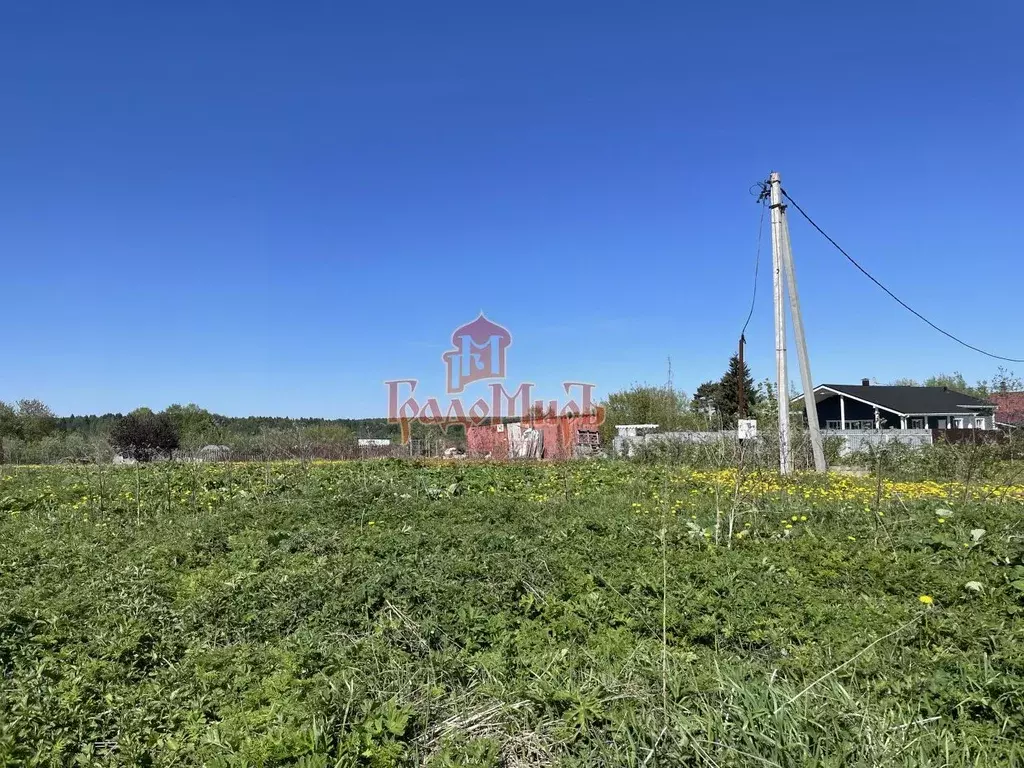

781,187,1024,364
740,195,768,339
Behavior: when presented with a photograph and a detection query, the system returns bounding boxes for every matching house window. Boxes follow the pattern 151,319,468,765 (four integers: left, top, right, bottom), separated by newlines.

910,418,924,429
975,417,985,430
576,430,600,449
953,417,964,429
826,420,840,429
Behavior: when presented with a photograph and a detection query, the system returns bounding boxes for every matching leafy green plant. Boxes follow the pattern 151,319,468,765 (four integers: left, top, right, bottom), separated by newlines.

0,461,1022,765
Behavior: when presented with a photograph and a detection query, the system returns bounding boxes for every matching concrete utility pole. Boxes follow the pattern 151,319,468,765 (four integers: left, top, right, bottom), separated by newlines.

768,171,827,473
780,188,827,472
768,172,792,474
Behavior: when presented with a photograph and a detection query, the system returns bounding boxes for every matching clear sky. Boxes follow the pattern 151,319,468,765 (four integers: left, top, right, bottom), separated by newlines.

2,2,1021,418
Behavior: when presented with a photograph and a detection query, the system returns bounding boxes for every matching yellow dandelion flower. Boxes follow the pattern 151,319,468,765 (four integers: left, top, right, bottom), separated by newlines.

918,595,933,605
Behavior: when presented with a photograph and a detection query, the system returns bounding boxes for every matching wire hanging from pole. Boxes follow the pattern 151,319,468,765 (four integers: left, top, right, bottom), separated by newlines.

735,182,770,422
740,186,769,340
781,187,1024,364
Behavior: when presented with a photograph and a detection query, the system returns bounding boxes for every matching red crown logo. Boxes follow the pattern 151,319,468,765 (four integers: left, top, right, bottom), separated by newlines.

442,313,512,393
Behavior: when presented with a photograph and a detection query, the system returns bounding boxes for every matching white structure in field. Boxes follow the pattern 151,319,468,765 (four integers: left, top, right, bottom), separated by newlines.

615,424,659,438
737,420,757,440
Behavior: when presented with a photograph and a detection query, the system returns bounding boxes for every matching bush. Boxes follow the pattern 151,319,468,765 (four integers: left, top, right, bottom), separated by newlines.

111,410,180,462
0,433,112,465
846,439,1007,483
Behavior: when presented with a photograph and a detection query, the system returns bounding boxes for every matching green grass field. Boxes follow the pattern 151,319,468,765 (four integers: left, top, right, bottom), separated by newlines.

1,460,1023,766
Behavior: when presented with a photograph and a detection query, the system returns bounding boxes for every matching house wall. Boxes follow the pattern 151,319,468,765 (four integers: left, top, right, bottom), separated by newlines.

466,424,506,457
919,411,996,430
466,415,601,459
815,395,995,431
815,396,900,429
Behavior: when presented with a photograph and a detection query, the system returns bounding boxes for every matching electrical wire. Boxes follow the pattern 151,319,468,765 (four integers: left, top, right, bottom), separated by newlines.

781,187,1024,364
740,197,767,340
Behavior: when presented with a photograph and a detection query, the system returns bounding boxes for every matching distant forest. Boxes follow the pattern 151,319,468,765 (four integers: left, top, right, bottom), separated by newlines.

0,400,462,464
56,411,402,440
4,366,1018,464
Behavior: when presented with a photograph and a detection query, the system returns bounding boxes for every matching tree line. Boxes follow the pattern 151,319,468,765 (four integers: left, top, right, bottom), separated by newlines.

887,367,1023,399
598,362,1024,445
599,354,764,445
0,401,449,463
2,364,1019,463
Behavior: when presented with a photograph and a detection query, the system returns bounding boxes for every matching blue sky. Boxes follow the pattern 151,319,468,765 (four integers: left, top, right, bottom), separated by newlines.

2,2,1021,417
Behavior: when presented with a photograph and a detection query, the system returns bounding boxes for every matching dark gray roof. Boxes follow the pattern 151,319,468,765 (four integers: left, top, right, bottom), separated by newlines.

810,384,993,415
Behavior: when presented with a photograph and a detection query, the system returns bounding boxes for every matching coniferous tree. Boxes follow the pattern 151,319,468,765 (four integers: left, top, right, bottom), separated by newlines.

716,354,759,424
691,355,759,426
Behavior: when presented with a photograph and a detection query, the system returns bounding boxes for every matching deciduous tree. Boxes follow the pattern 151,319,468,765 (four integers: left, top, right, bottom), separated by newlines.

111,408,180,462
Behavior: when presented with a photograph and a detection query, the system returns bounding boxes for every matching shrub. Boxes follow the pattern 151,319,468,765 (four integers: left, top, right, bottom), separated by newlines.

111,409,180,462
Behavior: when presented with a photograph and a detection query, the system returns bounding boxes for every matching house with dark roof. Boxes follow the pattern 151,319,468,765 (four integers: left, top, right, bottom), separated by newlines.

989,391,1024,428
794,379,996,431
